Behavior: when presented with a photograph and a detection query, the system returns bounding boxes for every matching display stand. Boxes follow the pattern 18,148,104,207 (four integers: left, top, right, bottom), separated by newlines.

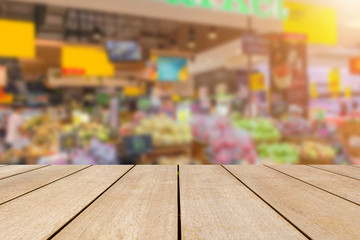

140,144,192,164
192,140,209,164
338,121,360,164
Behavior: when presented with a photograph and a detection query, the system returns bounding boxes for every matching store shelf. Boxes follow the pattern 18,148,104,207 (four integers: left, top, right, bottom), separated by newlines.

0,165,360,239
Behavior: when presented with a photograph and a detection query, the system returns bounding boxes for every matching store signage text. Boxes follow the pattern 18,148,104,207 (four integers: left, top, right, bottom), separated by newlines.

152,0,288,19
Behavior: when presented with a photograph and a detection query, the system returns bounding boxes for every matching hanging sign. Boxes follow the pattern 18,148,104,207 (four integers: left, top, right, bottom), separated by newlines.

62,45,114,77
283,1,337,45
152,0,288,19
345,86,352,98
349,58,360,75
0,19,35,58
269,33,308,117
310,83,318,98
250,72,265,91
328,68,341,94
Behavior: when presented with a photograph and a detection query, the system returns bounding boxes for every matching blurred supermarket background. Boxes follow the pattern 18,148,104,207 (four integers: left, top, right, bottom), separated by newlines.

0,0,360,165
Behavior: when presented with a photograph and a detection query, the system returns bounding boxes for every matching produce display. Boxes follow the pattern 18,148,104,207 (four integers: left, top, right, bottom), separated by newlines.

135,114,193,146
76,122,111,144
28,121,62,157
257,143,300,164
232,115,281,142
193,115,258,164
23,115,44,130
301,141,336,163
279,118,312,137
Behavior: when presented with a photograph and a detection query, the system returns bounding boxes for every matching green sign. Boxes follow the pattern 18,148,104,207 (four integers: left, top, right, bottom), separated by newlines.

153,0,288,19
123,135,153,155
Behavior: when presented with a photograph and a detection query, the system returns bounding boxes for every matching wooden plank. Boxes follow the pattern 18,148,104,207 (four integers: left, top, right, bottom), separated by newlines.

311,165,360,180
268,165,360,205
0,165,133,240
0,165,89,204
225,165,360,240
0,165,47,179
53,165,177,240
180,165,306,240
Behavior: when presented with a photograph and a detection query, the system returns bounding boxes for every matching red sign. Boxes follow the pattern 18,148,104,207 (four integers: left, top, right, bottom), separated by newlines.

0,87,4,97
350,58,360,75
62,68,86,76
283,33,308,42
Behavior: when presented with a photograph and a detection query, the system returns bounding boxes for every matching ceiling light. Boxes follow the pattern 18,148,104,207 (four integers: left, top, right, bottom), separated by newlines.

188,40,196,49
92,26,103,41
208,27,217,40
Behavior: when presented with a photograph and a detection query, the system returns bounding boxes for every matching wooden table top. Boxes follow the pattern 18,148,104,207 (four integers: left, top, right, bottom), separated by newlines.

0,164,360,240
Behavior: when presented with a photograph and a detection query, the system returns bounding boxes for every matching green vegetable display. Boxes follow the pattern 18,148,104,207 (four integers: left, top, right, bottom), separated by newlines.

257,143,300,164
232,115,281,142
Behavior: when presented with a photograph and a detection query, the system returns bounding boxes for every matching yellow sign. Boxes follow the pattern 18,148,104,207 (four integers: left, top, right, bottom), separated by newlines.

0,19,35,58
124,86,144,97
0,94,14,104
283,1,337,45
62,46,114,77
172,95,181,102
345,86,352,98
328,68,341,94
250,73,265,91
310,83,318,98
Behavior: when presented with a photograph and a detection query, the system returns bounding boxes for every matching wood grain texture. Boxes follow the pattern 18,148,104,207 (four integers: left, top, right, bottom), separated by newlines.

311,165,360,180
0,165,47,180
180,165,306,240
53,165,177,240
225,165,360,240
268,165,360,205
0,165,132,240
0,165,88,204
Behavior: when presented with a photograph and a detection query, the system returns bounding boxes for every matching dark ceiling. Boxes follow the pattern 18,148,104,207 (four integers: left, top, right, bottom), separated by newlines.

0,1,242,53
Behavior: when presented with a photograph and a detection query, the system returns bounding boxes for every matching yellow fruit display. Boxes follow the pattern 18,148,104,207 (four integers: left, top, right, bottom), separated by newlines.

136,115,193,146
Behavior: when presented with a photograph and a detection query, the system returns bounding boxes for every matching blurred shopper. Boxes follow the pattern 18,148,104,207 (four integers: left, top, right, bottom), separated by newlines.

350,102,360,119
340,102,348,117
245,94,259,118
5,104,26,150
0,104,10,143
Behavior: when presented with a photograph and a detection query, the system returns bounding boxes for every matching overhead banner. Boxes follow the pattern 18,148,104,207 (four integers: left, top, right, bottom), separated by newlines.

151,0,288,19
283,1,337,45
269,33,308,117
0,19,35,58
62,46,115,77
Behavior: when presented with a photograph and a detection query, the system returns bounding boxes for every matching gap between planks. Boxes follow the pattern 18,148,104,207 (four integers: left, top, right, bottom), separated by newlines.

265,165,360,207
0,165,49,180
48,165,136,239
0,165,92,206
224,165,360,240
309,165,360,181
220,165,312,240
